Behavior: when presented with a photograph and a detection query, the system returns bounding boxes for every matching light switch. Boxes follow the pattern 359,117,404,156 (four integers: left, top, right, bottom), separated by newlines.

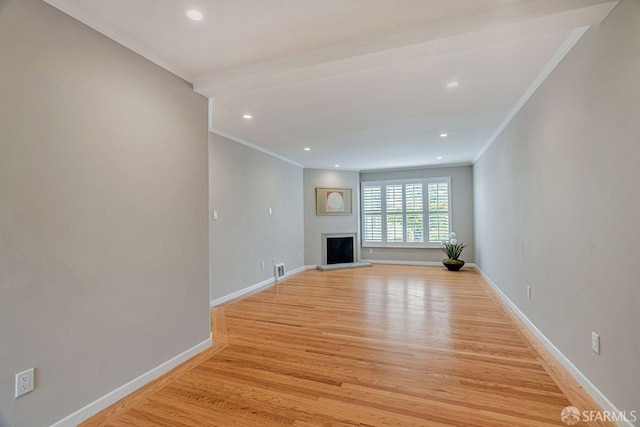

268,208,273,215
212,211,218,220
592,332,600,354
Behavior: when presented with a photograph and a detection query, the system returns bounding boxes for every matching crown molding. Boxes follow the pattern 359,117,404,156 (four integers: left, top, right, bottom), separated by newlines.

304,166,361,173
209,128,304,169
360,162,472,174
472,25,590,164
42,0,193,82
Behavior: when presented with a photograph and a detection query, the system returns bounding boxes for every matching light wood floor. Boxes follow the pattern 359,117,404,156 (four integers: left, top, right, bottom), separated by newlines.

82,265,607,426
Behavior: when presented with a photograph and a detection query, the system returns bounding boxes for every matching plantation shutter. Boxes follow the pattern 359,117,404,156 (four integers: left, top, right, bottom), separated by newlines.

427,181,450,243
362,185,382,243
361,177,451,247
405,183,424,243
386,184,404,242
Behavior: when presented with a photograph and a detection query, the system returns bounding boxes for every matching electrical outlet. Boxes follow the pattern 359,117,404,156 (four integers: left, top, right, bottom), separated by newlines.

297,252,301,259
592,332,600,354
272,258,276,265
260,261,265,269
368,248,373,254
526,286,531,299
15,368,34,398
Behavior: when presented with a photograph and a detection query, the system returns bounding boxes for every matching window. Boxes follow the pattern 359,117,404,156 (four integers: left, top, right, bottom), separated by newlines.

361,177,451,247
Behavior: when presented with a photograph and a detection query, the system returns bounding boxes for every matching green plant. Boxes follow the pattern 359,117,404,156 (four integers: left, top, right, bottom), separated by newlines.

441,232,467,260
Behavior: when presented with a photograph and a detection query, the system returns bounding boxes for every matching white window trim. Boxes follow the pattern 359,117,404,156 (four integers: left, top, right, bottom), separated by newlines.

361,176,452,249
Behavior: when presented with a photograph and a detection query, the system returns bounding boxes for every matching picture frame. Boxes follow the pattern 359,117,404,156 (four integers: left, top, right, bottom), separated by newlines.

316,187,352,215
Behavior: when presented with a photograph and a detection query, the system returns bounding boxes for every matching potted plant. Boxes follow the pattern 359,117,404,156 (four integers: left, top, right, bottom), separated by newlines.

441,232,467,271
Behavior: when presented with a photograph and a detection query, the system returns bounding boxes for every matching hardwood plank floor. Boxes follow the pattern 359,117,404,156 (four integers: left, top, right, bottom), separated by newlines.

82,265,609,426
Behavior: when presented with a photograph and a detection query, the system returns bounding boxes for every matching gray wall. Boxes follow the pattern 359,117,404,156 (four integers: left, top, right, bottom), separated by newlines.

361,166,474,263
304,169,360,266
474,0,639,417
0,1,210,426
209,134,304,300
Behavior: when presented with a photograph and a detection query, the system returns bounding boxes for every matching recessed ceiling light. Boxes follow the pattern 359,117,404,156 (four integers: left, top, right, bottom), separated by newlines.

334,164,340,168
440,133,448,138
242,114,252,119
186,10,203,21
304,147,311,151
446,81,459,88
436,156,443,160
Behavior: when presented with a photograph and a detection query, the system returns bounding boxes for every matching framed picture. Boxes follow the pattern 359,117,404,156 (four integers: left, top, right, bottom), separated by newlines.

316,187,352,215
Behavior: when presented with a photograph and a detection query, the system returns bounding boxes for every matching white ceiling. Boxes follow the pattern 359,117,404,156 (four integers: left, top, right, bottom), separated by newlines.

45,0,618,170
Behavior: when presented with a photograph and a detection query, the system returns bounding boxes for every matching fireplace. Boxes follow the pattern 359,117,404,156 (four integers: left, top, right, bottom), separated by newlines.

321,232,357,265
326,236,354,264
319,233,371,271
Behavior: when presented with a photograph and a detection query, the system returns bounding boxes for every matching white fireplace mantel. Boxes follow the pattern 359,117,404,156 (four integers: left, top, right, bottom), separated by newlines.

321,232,358,265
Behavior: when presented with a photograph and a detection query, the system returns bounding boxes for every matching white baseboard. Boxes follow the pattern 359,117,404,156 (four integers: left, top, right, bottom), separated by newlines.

282,265,306,278
210,276,275,307
363,259,477,268
210,264,312,307
474,266,632,427
51,335,212,427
